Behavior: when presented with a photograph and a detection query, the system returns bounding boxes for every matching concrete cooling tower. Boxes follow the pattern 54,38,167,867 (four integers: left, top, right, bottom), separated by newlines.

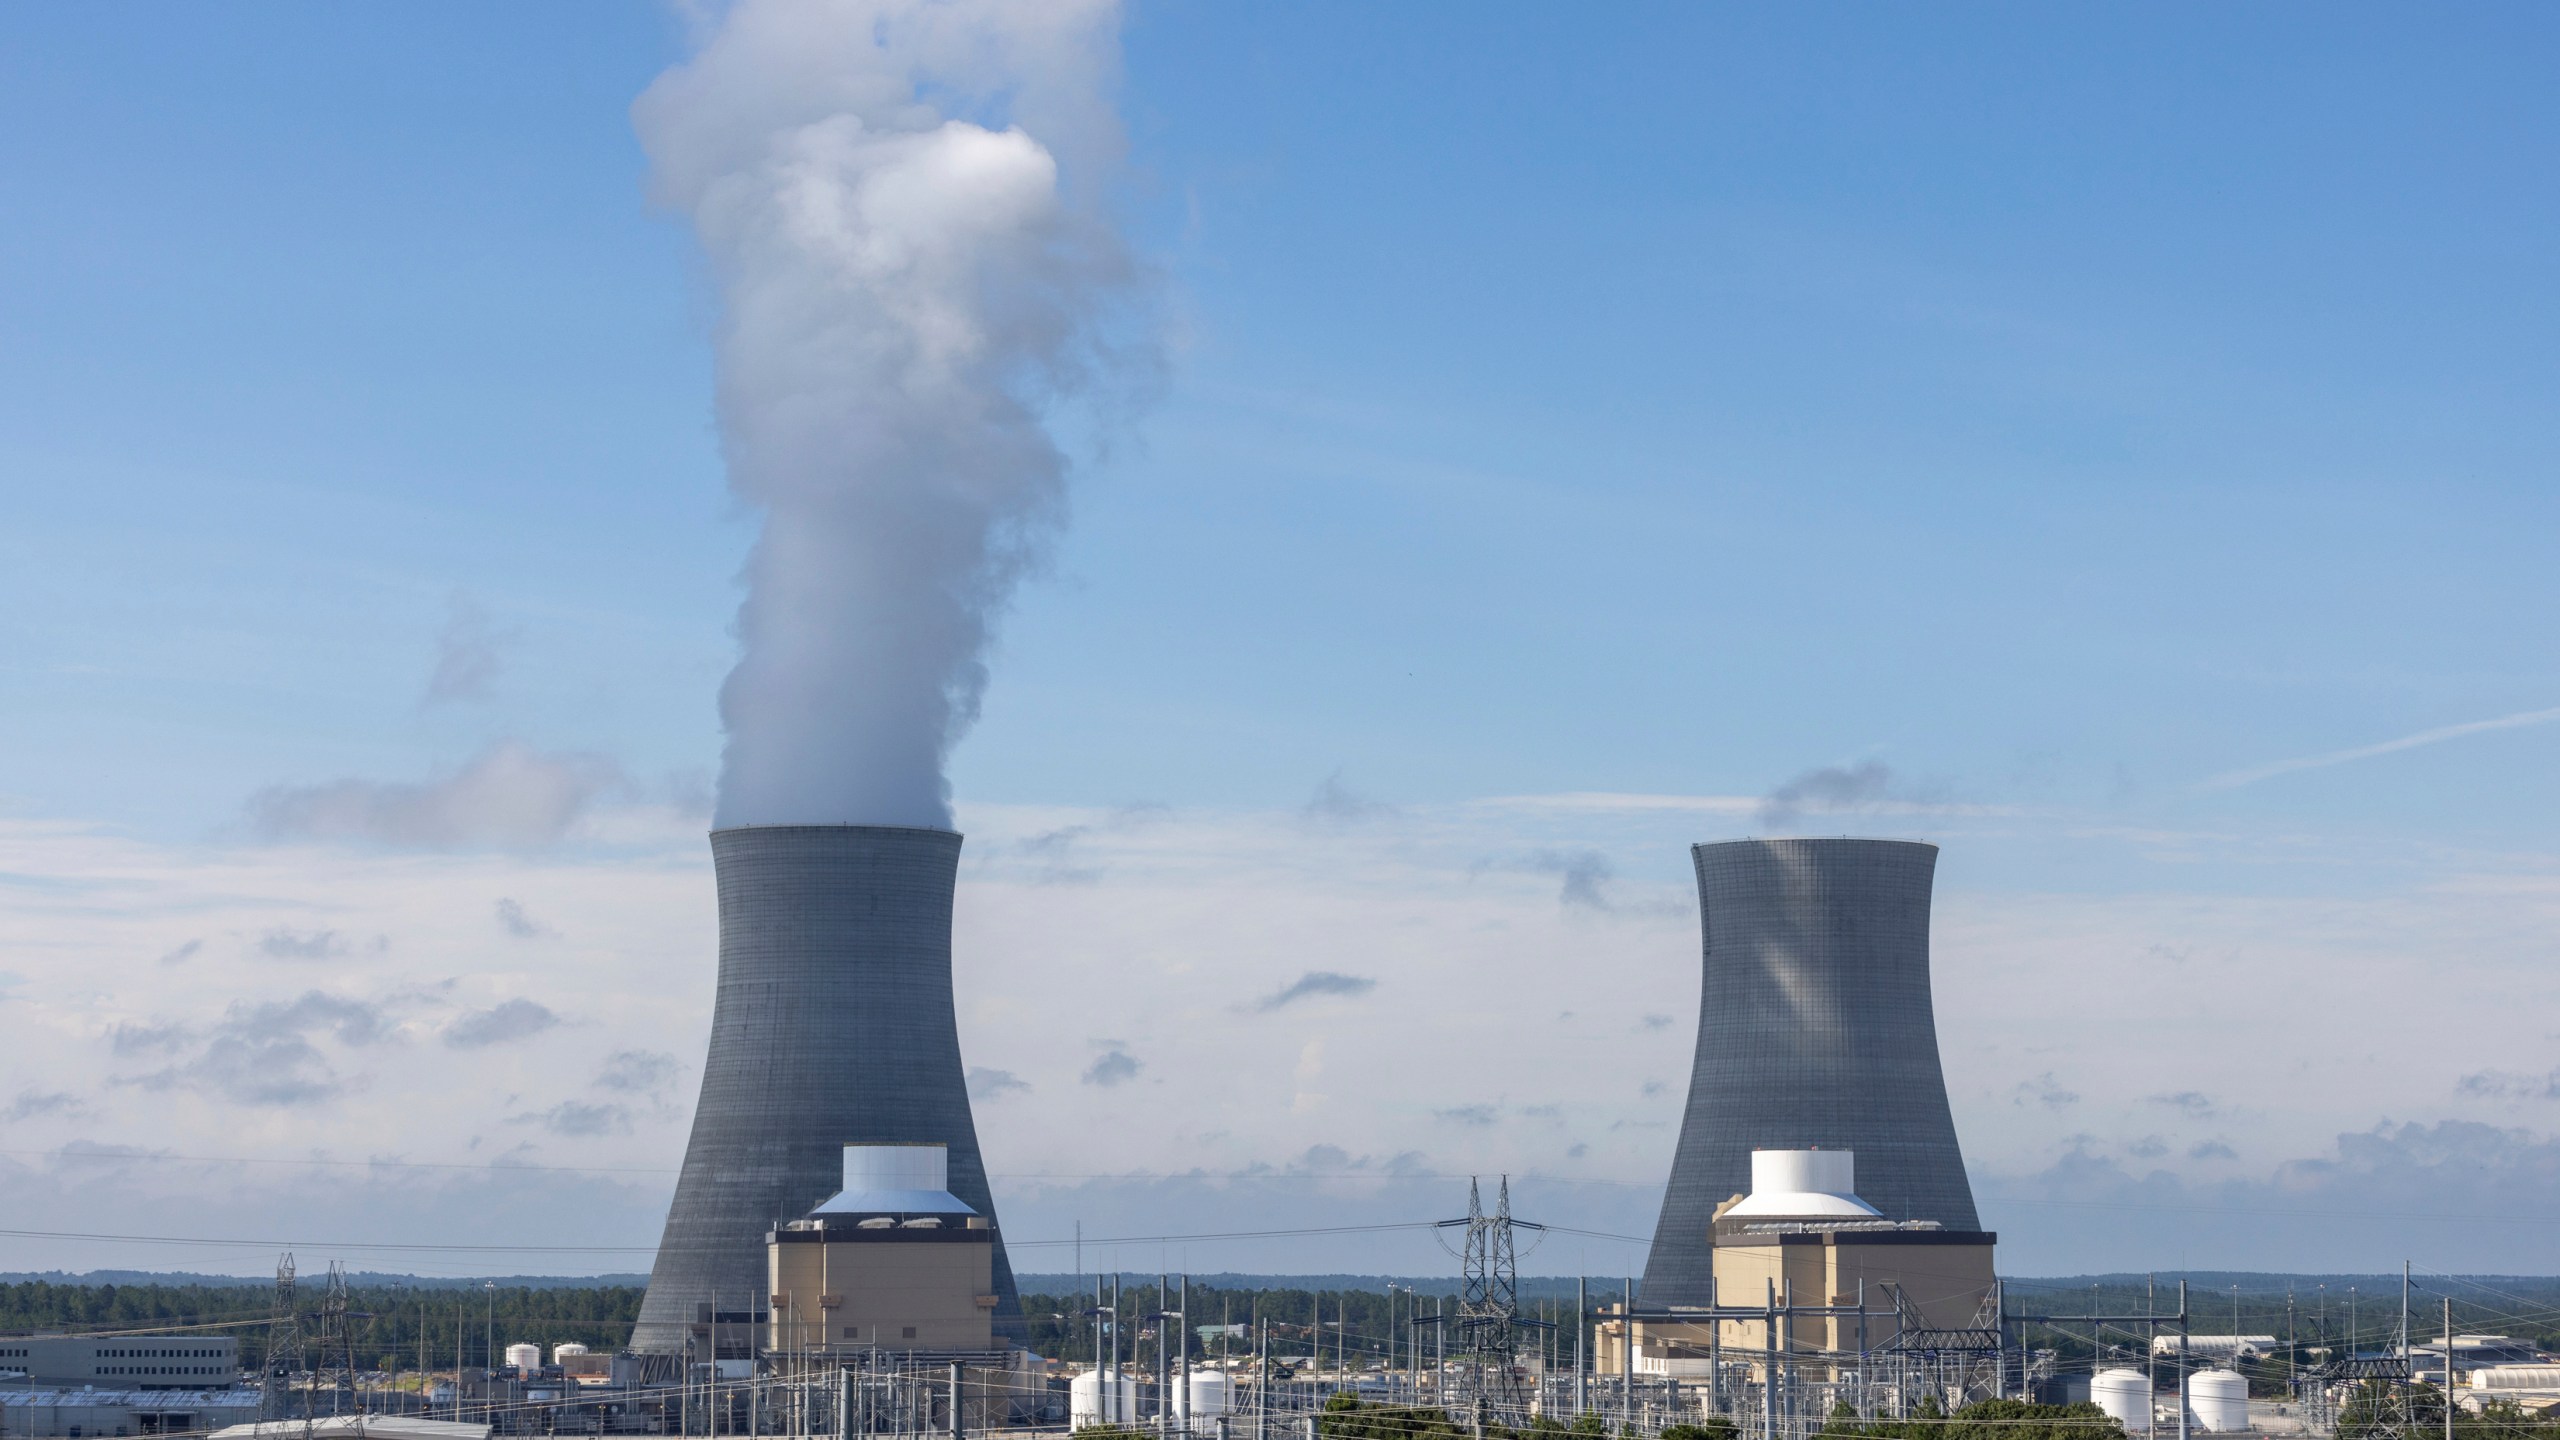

632,825,1020,1352
1639,837,1978,1306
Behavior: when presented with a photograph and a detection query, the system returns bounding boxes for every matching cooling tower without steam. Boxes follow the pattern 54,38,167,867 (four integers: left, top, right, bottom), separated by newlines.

1640,836,1979,1305
632,825,1019,1351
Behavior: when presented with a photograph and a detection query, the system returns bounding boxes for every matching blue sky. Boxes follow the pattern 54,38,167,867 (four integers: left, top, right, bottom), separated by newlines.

2,3,2558,1278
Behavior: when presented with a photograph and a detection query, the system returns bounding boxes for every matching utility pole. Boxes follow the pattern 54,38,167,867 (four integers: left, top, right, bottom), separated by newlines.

1714,1276,1726,1423
483,1281,497,1425
2178,1281,2189,1440
1762,1280,1777,1440
1622,1277,1635,1434
1573,1277,1585,1419
2443,1296,2456,1440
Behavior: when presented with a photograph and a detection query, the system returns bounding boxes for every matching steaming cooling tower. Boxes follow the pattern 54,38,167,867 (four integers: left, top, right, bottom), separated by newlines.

632,825,1020,1352
1639,837,1978,1305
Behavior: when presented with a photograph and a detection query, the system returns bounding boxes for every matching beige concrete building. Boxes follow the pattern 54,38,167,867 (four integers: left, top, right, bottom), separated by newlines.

765,1143,999,1355
1598,1149,1996,1380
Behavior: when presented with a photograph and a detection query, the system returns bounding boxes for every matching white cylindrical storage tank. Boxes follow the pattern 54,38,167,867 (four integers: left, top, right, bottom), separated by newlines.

553,1343,589,1364
504,1343,543,1373
2185,1369,2248,1432
1186,1369,1231,1419
1071,1370,1137,1427
2092,1369,2151,1428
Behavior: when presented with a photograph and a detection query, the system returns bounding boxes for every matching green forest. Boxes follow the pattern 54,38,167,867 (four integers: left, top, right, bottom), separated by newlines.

0,1280,645,1372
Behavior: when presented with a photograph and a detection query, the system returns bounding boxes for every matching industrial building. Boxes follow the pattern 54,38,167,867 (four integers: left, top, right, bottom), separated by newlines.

766,1143,1000,1354
1601,1148,1996,1378
0,1338,239,1390
0,1388,260,1439
1642,838,1980,1306
634,825,1021,1353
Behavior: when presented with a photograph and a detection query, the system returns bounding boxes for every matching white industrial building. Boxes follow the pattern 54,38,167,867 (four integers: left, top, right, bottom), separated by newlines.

2151,1335,2279,1361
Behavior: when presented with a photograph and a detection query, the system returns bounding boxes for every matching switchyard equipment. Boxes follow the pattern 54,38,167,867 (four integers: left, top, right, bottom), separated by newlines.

1643,839,1980,1307
634,825,1020,1352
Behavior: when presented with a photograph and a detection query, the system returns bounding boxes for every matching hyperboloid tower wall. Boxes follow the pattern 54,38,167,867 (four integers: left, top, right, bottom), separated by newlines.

632,825,1019,1352
1639,837,1979,1305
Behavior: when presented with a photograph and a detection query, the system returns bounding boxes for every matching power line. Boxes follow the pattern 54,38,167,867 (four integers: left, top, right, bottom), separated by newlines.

0,1148,1671,1187
0,1218,1649,1258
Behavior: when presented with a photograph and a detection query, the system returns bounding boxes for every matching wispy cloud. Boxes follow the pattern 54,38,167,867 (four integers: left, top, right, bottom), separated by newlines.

1082,1043,1142,1088
509,1100,630,1137
117,991,393,1107
2147,1090,2217,1118
1245,971,1377,1013
3,1089,88,1123
1527,849,1615,910
2203,703,2560,790
2458,1068,2560,1102
1759,760,1894,828
494,898,554,940
2012,1072,2081,1111
968,1067,1031,1100
260,928,348,961
421,592,516,708
594,1050,679,1096
1304,771,1393,824
444,999,561,1049
246,740,625,849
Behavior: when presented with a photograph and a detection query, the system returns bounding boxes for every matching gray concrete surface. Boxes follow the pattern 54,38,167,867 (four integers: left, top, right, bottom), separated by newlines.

1640,837,1982,1305
632,825,1020,1351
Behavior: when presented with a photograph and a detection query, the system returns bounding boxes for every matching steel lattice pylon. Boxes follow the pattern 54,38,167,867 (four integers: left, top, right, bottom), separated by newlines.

263,1253,302,1421
1439,1176,1546,1425
312,1261,359,1417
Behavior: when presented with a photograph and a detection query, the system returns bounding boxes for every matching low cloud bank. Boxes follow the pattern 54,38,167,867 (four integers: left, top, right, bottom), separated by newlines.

247,741,625,849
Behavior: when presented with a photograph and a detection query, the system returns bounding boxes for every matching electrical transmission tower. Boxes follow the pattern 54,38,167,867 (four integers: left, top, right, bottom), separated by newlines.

1437,1177,1546,1425
264,1253,304,1421
312,1262,358,1416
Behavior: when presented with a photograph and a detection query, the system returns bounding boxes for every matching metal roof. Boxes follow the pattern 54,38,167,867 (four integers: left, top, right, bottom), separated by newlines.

0,1389,262,1406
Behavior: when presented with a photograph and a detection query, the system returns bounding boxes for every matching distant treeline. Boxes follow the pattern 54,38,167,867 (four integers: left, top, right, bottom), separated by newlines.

0,1281,645,1372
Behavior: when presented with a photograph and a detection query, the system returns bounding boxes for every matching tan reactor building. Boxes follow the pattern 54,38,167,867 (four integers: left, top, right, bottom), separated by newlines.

1599,1149,1995,1379
767,1143,999,1354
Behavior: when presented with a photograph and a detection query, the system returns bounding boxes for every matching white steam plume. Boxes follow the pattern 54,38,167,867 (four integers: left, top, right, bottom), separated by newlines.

636,0,1146,829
